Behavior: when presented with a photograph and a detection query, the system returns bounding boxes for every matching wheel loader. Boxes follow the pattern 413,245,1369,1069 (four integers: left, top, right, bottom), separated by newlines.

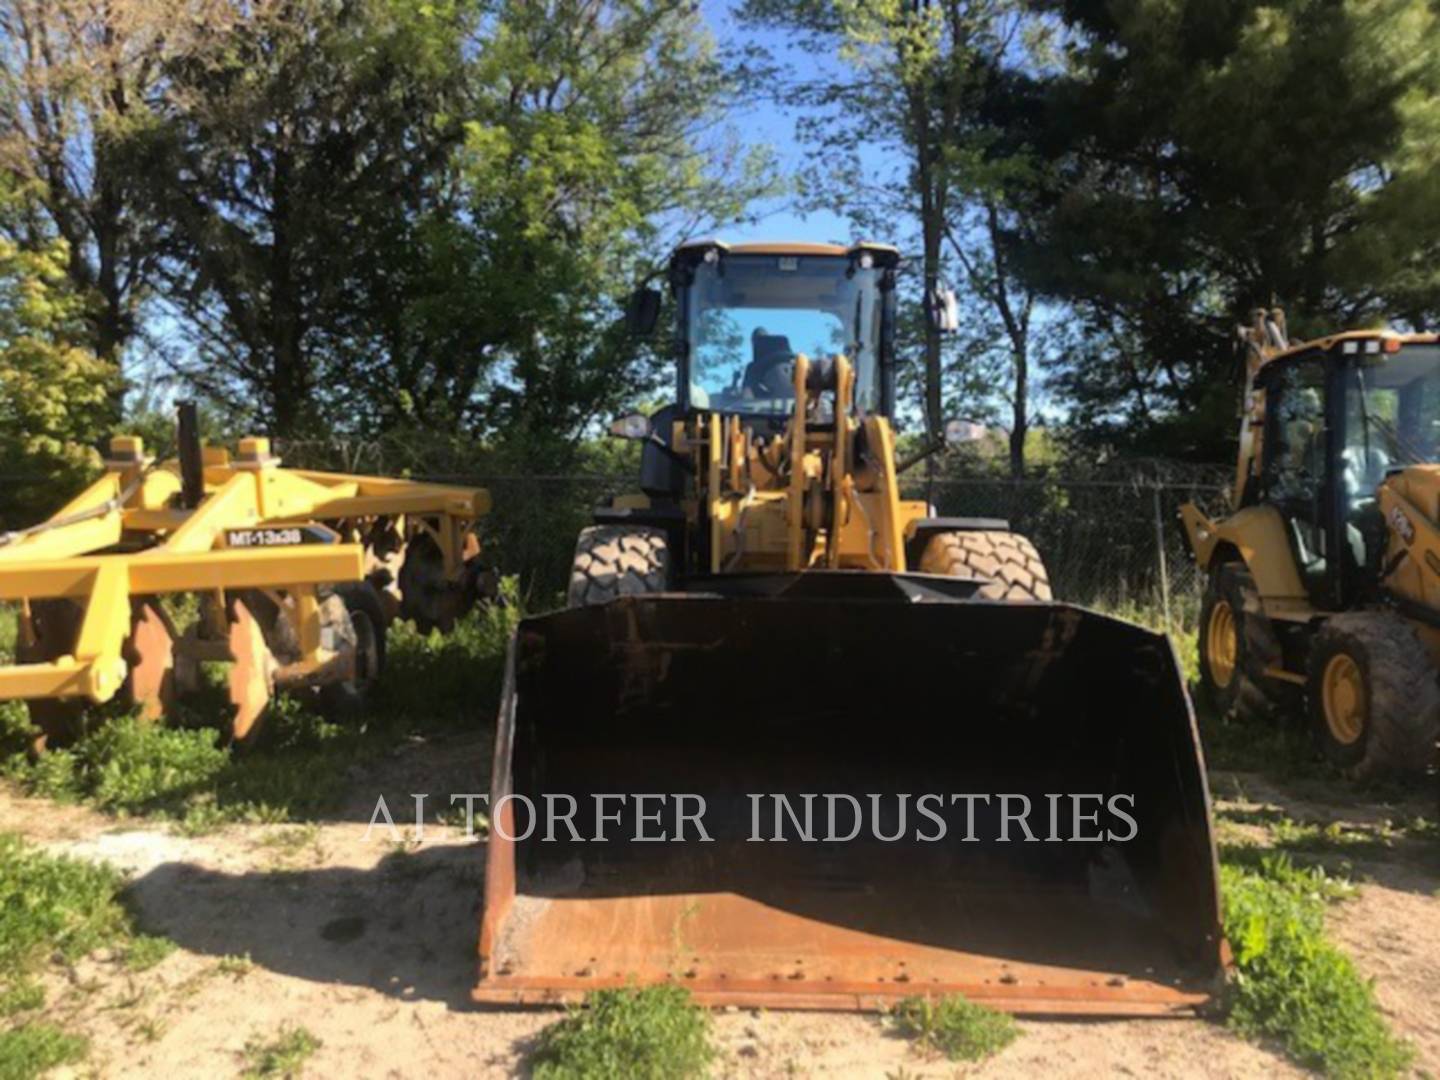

1184,311,1440,778
477,240,1224,1014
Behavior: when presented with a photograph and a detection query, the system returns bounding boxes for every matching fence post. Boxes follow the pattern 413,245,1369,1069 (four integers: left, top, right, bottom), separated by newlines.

1152,483,1172,630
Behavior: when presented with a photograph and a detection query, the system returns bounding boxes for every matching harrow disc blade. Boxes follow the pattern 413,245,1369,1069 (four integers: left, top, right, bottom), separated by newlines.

226,596,276,745
124,600,177,723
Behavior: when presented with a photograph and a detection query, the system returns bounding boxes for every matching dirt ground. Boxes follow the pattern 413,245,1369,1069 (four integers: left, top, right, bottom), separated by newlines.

3,732,1437,1079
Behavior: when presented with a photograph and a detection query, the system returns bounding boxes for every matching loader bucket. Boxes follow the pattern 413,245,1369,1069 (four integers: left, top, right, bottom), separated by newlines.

475,575,1224,1015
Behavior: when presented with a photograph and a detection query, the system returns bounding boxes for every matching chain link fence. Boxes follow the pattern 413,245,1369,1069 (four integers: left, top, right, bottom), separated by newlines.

1,441,1234,625
908,474,1232,629
278,438,1234,621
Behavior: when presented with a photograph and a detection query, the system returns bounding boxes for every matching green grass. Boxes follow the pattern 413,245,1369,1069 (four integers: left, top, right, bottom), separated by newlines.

0,595,519,831
1220,853,1412,1078
0,982,41,1019
241,1023,321,1078
528,986,713,1080
0,833,133,980
887,994,1019,1063
1214,802,1436,882
216,952,253,979
1199,710,1328,778
0,832,172,1077
1093,598,1202,685
0,1023,88,1080
122,934,175,972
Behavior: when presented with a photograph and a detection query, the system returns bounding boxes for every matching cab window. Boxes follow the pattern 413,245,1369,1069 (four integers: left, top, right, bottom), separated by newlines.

1261,358,1330,589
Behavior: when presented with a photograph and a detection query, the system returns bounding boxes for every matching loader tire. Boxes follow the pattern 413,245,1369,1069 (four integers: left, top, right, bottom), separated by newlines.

567,526,670,607
1306,611,1440,779
1198,563,1293,722
918,530,1052,601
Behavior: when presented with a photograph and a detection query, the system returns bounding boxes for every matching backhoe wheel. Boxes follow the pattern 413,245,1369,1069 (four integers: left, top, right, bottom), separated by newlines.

1306,611,1440,779
918,530,1052,601
567,526,670,608
1198,563,1278,722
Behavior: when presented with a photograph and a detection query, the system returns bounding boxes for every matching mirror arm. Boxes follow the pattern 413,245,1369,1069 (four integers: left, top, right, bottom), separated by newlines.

895,437,946,475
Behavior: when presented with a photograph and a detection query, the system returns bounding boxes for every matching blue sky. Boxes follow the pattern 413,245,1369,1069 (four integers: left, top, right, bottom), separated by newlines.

698,0,857,247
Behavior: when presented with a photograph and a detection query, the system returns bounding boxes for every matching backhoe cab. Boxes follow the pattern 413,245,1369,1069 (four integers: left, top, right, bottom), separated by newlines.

1184,311,1440,777
475,241,1224,1015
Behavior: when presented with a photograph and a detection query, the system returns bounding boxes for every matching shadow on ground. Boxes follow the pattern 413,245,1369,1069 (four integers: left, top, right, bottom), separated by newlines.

1212,769,1440,898
128,841,488,1009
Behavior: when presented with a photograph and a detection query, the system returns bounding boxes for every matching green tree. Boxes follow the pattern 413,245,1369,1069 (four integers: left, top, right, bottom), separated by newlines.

0,0,172,414
131,0,472,437
130,0,770,452
741,0,1051,474
453,0,774,463
1018,0,1440,460
0,213,112,526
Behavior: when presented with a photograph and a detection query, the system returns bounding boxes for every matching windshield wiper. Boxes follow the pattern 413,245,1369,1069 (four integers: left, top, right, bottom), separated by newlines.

1366,411,1428,466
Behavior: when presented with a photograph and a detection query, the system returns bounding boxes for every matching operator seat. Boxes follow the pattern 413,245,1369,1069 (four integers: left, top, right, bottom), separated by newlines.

743,332,797,397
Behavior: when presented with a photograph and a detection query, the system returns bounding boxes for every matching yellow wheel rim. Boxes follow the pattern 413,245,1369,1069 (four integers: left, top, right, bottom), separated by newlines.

1206,600,1238,690
1322,653,1366,746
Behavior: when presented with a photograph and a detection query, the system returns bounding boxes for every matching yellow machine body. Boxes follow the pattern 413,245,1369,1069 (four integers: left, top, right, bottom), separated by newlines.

476,240,1224,1016
1,430,488,744
648,355,929,575
1182,313,1440,777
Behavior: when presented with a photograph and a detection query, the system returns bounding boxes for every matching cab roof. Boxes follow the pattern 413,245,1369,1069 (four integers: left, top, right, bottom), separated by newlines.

1259,329,1440,370
672,238,901,262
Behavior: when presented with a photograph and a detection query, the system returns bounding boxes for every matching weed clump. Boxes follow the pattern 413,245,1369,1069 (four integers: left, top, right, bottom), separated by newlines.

1222,854,1411,1078
0,833,131,978
3,715,227,815
888,994,1018,1063
528,986,712,1079
0,1022,88,1079
241,1023,321,1078
0,832,173,1077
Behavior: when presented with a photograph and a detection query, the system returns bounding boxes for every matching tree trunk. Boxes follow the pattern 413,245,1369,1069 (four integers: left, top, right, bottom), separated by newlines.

914,90,944,449
1009,349,1027,479
269,149,306,437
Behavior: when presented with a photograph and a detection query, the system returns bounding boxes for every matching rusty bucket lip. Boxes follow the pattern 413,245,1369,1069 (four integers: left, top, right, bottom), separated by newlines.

471,975,1217,1016
480,591,1227,1016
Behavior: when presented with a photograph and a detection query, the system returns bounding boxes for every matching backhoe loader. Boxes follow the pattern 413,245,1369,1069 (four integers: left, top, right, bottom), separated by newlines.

1184,311,1440,778
477,240,1223,1014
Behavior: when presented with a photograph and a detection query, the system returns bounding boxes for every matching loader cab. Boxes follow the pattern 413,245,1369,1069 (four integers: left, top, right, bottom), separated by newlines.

667,240,902,428
1257,335,1440,608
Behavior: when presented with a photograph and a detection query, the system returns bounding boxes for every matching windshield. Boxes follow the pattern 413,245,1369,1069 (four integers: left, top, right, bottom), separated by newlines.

1344,345,1440,487
684,254,883,418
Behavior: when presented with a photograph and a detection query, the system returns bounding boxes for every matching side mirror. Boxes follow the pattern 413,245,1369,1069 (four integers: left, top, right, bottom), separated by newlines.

625,287,662,337
943,418,987,446
926,284,960,334
609,412,652,440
